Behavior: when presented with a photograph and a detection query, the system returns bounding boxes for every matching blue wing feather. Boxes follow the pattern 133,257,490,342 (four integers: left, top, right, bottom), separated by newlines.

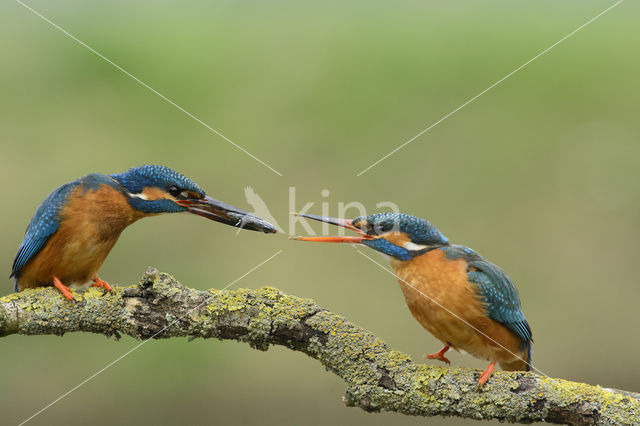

441,246,532,346
10,180,80,281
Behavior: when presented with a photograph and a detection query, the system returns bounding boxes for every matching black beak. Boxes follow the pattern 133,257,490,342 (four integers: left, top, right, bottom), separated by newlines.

178,196,277,233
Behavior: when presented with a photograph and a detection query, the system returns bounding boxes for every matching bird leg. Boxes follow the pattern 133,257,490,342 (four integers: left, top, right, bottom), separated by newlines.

53,277,75,301
478,361,497,387
91,277,112,293
426,345,451,364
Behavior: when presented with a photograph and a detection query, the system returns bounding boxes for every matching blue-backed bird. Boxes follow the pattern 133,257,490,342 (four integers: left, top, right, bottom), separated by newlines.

293,212,532,386
11,165,277,300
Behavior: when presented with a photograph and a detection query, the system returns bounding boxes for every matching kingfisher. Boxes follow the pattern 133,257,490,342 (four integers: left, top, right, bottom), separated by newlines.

11,165,277,301
293,212,532,386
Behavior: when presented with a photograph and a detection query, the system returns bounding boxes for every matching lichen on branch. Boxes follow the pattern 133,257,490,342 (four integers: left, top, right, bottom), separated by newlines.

1,268,638,425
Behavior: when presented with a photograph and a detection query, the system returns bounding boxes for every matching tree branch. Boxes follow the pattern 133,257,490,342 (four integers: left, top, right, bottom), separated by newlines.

1,268,638,425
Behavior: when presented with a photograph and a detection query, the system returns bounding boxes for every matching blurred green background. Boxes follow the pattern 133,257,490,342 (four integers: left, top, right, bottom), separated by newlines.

1,0,639,424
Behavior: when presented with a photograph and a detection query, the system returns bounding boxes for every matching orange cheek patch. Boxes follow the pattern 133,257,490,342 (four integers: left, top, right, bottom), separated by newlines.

142,187,172,201
383,232,412,247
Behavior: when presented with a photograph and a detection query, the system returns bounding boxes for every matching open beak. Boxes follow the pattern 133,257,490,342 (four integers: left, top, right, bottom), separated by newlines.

177,196,277,233
291,213,372,243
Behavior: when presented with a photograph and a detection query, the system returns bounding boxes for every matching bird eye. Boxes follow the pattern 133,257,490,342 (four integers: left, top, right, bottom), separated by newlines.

371,220,395,235
168,186,181,197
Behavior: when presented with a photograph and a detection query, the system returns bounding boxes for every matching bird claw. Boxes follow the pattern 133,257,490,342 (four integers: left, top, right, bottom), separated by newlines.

53,277,76,301
477,361,496,387
426,345,451,364
91,277,112,294
426,353,451,364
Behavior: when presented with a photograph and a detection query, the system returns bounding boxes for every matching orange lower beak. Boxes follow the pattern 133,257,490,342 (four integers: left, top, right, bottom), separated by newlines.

293,236,368,243
291,213,372,243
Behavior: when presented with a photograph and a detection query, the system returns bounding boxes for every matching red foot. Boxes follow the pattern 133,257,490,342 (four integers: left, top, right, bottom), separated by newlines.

92,277,112,293
53,277,75,301
427,345,451,364
478,361,496,387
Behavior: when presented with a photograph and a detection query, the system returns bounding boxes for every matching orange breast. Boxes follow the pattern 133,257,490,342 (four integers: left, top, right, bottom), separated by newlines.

391,249,526,367
17,184,145,290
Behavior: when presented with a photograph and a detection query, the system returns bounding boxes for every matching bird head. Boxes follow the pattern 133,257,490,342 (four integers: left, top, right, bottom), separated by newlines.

111,165,277,233
293,212,448,260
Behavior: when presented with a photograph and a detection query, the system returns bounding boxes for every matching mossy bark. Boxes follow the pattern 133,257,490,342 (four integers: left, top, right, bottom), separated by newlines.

1,268,638,425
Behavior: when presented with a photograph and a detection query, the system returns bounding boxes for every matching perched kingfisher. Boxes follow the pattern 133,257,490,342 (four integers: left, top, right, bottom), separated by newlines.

11,165,277,300
293,212,532,386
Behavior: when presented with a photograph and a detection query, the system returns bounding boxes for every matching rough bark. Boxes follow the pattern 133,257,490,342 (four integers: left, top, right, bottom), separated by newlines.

1,268,638,425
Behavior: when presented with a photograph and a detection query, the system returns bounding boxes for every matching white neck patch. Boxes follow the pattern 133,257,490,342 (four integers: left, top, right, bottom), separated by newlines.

403,241,429,251
127,192,148,200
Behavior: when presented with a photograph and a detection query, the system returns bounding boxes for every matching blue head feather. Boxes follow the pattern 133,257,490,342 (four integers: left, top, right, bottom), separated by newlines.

111,165,204,195
352,213,449,261
111,165,205,214
353,213,448,246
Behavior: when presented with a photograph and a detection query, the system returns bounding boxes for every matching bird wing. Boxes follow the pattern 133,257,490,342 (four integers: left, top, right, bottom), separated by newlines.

11,181,80,278
443,246,532,345
244,186,261,208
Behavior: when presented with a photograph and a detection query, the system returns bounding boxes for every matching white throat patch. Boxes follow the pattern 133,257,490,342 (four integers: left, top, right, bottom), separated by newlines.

403,241,429,251
127,192,148,200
